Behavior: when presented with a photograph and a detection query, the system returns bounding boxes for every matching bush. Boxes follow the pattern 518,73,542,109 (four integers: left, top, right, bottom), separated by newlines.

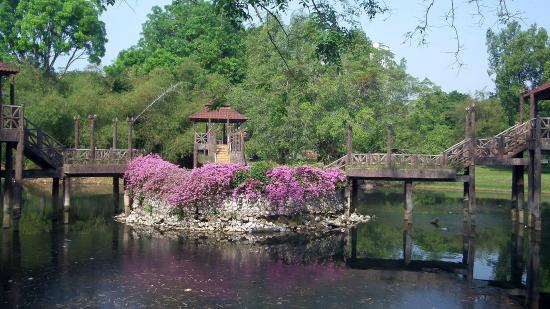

124,155,346,216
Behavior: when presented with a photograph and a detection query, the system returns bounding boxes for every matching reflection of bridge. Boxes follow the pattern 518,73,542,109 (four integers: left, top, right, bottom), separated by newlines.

343,224,543,308
330,82,550,231
0,64,141,230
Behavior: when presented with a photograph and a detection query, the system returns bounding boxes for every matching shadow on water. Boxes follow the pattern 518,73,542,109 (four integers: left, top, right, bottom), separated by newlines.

0,183,548,308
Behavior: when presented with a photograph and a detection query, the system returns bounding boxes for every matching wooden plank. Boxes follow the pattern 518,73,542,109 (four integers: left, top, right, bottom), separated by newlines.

63,164,128,176
346,168,457,181
0,129,19,142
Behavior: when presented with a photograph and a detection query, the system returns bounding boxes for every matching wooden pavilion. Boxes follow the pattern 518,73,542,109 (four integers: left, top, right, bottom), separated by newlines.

189,104,248,167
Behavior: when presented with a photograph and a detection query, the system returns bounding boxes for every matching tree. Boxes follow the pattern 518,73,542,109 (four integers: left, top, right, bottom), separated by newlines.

0,0,107,74
486,22,550,123
215,0,523,65
106,0,246,83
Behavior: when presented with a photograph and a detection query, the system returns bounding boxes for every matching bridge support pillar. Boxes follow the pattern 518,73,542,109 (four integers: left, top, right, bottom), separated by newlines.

113,177,120,213
51,178,60,221
403,222,412,265
63,177,71,224
511,163,524,223
404,181,413,222
528,118,542,231
2,143,13,229
467,165,476,226
345,179,357,216
123,179,133,216
13,122,25,232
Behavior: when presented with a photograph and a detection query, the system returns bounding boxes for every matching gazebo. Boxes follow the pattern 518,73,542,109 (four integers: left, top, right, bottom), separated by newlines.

189,103,248,167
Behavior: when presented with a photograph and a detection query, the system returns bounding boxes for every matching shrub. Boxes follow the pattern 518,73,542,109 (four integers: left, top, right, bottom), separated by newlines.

125,156,346,216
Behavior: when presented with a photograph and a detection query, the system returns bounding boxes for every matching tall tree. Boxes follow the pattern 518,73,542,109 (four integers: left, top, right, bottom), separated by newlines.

0,0,107,74
486,22,550,123
106,0,246,83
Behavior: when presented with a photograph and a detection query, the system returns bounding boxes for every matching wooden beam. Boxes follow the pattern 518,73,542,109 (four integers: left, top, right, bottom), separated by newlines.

89,115,96,162
9,76,15,105
386,126,393,167
346,124,353,169
519,95,525,124
52,178,60,221
533,118,542,231
127,117,134,159
73,115,80,148
404,181,413,222
13,107,24,232
2,144,13,229
112,117,118,149
403,222,412,265
63,177,71,224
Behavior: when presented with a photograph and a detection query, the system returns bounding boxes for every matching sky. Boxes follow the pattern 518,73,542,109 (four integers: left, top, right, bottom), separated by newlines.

93,0,550,95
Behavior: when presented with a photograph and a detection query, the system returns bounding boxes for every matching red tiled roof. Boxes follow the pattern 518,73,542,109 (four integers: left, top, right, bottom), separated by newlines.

0,62,18,75
189,104,248,123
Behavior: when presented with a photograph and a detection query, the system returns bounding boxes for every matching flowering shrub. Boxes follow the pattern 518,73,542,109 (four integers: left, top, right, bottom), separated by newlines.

124,154,184,199
167,163,248,213
124,156,346,216
266,166,347,214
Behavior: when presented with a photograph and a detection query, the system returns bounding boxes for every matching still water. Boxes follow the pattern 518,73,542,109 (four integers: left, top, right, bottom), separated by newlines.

0,184,548,308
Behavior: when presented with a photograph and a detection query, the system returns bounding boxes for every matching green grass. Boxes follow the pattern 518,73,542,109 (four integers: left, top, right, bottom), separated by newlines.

417,166,550,194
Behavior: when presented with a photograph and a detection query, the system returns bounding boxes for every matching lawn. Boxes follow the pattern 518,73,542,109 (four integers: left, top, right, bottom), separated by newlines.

416,166,550,194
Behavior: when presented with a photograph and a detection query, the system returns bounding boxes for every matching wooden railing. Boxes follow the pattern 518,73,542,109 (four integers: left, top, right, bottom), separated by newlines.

2,105,23,129
327,118,550,171
24,118,66,166
326,153,450,170
63,149,144,165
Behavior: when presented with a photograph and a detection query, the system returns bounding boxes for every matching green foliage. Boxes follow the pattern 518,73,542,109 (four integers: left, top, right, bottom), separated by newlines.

106,0,245,83
2,1,522,167
0,0,107,74
486,22,550,123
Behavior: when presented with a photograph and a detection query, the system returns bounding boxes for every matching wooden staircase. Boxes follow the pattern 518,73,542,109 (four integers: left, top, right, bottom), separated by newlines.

215,144,230,163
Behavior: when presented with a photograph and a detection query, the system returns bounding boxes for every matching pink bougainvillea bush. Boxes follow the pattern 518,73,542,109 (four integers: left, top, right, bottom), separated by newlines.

124,155,346,217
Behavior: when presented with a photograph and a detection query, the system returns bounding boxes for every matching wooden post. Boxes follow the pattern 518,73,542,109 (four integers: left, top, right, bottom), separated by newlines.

9,75,15,105
468,105,477,226
510,224,525,287
127,117,134,160
240,129,246,164
526,231,541,308
512,162,524,223
63,177,71,224
73,115,81,148
403,222,412,265
386,126,393,167
533,117,542,231
113,176,120,214
404,181,413,222
463,169,469,222
345,124,353,215
51,178,60,220
497,135,505,159
527,94,536,228
464,223,476,281
226,118,230,145
2,144,13,228
112,117,118,149
13,106,24,232
89,115,96,162
519,95,525,124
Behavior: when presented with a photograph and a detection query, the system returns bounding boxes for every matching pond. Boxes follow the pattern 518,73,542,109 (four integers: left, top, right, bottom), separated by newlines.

0,183,548,308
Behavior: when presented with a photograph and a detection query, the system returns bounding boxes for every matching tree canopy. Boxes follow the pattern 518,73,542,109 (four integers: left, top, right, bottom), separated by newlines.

487,21,550,123
0,0,107,74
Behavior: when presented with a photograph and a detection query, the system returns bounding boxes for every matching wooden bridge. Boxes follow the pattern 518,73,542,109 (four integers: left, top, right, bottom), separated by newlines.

0,64,141,230
330,81,550,231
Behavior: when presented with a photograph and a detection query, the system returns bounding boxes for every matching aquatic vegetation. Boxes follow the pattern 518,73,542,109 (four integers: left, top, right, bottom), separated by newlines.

125,155,346,215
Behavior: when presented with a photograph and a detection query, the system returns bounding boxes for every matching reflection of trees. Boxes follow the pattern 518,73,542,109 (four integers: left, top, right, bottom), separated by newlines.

355,222,402,259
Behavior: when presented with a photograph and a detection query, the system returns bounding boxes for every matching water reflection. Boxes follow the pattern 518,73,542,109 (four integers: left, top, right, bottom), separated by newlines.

0,185,547,307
